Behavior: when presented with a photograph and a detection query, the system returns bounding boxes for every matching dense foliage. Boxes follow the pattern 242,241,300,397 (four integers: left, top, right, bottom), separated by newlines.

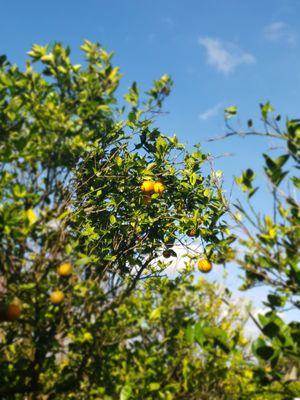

0,42,298,399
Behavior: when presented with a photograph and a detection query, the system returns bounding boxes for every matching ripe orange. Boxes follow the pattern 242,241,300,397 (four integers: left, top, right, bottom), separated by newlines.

50,290,64,305
197,259,212,273
141,180,155,194
153,182,165,194
57,262,73,277
6,304,21,321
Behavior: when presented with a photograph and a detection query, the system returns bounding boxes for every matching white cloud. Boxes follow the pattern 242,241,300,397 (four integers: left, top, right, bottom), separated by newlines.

264,22,296,45
198,37,256,74
199,102,222,121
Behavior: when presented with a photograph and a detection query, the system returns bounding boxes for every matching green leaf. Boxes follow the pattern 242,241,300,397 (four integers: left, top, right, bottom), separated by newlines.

256,345,274,360
275,154,289,168
185,325,194,344
13,184,27,198
194,322,205,345
149,383,160,391
267,294,285,308
97,104,111,113
120,384,132,400
262,322,280,338
124,82,139,106
260,102,274,120
224,106,237,118
149,307,162,320
252,338,274,360
110,215,117,225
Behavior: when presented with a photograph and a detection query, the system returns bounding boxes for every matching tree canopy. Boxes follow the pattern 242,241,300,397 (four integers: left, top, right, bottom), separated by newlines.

0,42,299,399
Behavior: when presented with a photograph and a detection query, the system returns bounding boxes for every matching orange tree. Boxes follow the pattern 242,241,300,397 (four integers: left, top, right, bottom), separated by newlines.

221,104,300,398
0,41,244,399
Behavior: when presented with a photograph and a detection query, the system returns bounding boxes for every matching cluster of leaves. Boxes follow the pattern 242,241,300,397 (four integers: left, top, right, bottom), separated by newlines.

224,103,300,397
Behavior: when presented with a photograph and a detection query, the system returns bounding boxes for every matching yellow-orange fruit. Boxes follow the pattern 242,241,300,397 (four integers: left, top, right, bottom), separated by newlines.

153,182,165,194
50,290,64,305
141,181,155,194
197,259,212,273
57,262,73,277
6,304,21,321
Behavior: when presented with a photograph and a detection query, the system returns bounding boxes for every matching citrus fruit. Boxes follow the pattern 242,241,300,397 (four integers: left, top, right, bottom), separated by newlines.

141,180,155,194
57,262,73,277
153,182,165,194
50,290,65,305
197,259,212,273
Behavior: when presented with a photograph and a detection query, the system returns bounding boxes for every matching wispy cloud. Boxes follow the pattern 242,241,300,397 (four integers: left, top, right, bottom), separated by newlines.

161,16,174,28
198,37,256,74
199,102,222,121
264,22,297,45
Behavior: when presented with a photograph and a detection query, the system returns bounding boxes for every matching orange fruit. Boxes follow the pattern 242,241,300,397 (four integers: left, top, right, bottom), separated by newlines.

153,182,165,194
141,180,155,194
50,290,64,305
197,259,212,273
57,262,73,277
6,304,21,321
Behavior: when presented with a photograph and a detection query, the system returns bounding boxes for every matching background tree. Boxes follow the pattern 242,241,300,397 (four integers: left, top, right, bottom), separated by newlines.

219,104,300,398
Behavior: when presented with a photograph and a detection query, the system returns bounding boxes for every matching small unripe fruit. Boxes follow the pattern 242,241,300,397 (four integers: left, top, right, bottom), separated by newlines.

197,259,212,273
141,181,155,194
50,290,64,305
153,182,165,194
57,262,73,277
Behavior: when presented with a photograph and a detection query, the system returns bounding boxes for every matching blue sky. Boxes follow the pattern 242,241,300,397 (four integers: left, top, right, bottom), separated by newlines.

2,0,299,180
1,0,299,323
